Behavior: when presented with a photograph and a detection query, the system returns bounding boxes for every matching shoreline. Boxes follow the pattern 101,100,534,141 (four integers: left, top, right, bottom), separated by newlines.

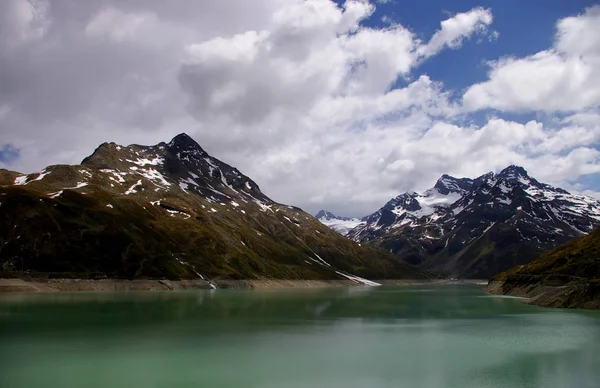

485,279,600,309
0,278,484,293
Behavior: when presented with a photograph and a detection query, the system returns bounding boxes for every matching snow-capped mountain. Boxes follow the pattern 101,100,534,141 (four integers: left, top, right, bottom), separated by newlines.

347,166,600,278
0,134,425,282
315,210,365,235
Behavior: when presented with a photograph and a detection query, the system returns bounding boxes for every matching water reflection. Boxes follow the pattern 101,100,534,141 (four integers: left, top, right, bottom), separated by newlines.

1,285,599,388
0,285,544,333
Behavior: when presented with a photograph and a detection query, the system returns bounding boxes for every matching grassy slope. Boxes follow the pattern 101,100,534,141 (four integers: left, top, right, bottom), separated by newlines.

488,228,600,308
0,181,425,281
491,227,600,283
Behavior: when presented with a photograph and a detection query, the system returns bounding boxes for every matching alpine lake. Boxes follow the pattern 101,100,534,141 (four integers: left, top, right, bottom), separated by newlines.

1,284,599,388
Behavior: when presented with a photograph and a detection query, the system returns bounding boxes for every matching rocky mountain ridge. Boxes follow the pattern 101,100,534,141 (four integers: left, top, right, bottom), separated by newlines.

319,166,600,278
0,134,426,283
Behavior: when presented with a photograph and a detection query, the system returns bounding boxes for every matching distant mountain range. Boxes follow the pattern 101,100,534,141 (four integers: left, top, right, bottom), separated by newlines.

317,166,600,278
0,134,425,283
315,210,365,235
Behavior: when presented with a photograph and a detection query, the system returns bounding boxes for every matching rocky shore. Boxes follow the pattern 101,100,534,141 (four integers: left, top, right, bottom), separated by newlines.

0,278,466,292
486,279,600,309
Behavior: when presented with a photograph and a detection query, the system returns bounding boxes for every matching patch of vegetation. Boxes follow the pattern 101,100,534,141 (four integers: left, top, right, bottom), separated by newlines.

0,185,426,281
492,227,600,283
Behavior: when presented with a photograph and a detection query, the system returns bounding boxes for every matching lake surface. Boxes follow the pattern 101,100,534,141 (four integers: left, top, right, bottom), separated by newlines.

1,285,600,388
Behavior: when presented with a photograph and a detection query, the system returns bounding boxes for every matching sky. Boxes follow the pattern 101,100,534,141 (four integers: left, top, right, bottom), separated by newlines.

0,0,599,217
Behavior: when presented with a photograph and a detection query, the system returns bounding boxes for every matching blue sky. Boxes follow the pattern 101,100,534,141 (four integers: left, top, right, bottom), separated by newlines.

357,0,599,91
0,145,20,164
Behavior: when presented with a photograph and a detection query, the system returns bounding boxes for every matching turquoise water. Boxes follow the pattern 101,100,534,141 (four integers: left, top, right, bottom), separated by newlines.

1,285,599,388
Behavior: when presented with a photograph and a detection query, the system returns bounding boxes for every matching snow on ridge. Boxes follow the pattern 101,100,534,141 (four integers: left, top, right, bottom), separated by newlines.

127,156,164,166
387,189,462,221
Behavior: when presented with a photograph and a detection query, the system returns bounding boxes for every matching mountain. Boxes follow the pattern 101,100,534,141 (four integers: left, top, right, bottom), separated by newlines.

0,134,426,283
315,210,365,235
487,227,600,309
347,166,600,278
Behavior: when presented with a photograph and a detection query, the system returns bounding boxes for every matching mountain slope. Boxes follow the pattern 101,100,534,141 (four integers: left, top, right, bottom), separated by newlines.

487,227,600,309
348,166,600,278
0,134,426,283
315,210,365,235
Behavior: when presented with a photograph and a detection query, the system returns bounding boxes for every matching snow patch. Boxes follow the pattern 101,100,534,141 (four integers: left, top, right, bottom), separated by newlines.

48,190,63,199
254,200,273,213
14,176,28,185
335,271,381,286
318,217,365,235
166,209,191,219
127,156,164,166
32,171,51,182
137,169,171,186
125,180,142,195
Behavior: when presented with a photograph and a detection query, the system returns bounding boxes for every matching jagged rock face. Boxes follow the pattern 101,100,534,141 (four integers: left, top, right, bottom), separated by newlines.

315,210,365,235
79,133,270,204
348,166,600,278
434,174,475,195
0,134,425,282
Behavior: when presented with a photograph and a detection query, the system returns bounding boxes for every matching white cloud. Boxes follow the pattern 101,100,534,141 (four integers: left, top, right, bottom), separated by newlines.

417,7,494,59
463,5,600,113
85,7,157,43
1,0,600,217
0,0,50,47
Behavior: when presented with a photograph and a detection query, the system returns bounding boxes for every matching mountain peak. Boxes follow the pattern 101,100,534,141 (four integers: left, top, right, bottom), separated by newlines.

168,133,206,153
434,174,474,195
80,142,124,169
497,165,529,180
316,210,350,221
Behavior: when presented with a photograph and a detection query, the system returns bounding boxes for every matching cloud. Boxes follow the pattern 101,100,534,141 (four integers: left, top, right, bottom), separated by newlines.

463,5,600,113
416,7,494,59
0,0,599,217
0,0,50,48
0,0,284,171
177,1,491,157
